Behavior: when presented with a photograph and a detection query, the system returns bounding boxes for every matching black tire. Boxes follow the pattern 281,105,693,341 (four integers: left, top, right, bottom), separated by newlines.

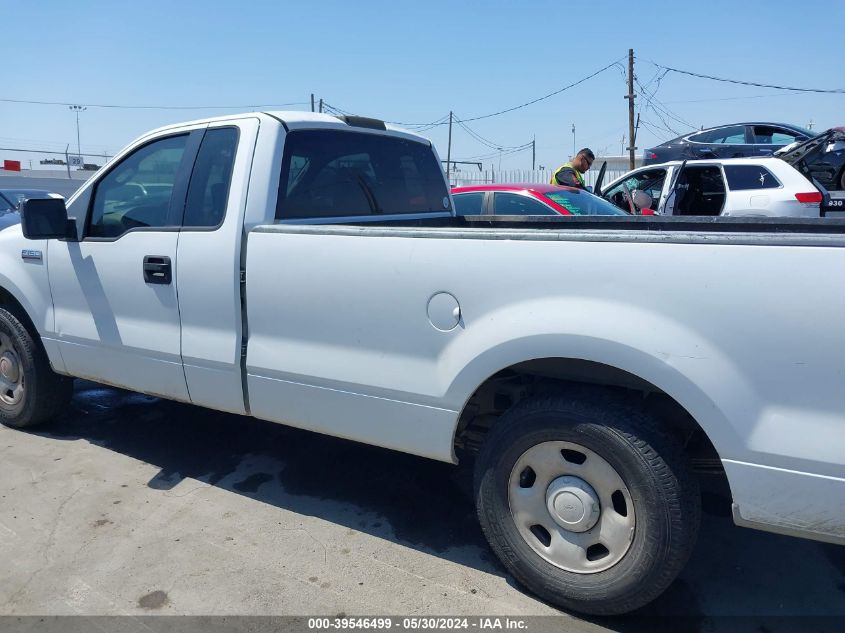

0,308,73,429
474,391,700,616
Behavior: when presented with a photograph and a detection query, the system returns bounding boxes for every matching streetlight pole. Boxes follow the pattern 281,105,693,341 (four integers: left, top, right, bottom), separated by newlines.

69,105,86,160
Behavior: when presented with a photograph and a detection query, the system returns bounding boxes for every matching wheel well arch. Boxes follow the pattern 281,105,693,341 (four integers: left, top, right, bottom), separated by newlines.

0,285,39,336
453,357,723,473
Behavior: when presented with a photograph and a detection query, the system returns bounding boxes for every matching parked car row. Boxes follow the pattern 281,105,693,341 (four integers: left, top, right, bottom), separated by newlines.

453,128,844,219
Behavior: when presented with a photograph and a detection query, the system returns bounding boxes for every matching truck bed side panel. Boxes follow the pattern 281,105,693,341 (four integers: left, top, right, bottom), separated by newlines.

245,225,845,540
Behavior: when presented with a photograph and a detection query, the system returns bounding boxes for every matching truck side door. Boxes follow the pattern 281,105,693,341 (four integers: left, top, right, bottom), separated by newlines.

175,119,258,414
47,128,204,399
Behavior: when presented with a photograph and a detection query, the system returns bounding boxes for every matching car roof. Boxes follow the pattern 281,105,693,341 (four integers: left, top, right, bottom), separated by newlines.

657,122,811,145
452,183,581,194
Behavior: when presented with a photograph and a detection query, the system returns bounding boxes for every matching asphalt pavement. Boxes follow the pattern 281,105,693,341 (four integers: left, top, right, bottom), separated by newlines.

0,174,87,199
1,382,843,632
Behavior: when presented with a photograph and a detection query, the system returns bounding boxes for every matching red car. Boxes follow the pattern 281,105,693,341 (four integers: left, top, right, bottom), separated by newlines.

451,183,629,217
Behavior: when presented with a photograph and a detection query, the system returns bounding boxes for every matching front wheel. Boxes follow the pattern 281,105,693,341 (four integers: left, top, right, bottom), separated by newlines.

0,308,73,429
474,392,700,615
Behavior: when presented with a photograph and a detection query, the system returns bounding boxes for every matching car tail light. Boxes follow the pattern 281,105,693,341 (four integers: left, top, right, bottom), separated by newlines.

645,152,658,160
795,192,823,203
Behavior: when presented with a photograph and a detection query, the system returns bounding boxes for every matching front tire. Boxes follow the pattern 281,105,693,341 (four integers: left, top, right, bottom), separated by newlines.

0,308,73,429
474,392,700,615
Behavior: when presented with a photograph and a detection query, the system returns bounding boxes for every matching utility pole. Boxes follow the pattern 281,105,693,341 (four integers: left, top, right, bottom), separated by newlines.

532,135,536,170
571,123,576,157
808,119,814,131
446,111,453,180
69,105,86,160
319,98,323,113
625,48,636,170
633,113,640,151
311,93,315,112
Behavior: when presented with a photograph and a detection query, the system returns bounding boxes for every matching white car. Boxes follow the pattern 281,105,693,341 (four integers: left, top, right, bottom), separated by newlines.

598,156,823,217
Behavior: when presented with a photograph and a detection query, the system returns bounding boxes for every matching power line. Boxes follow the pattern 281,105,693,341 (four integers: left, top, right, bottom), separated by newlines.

321,101,354,116
457,142,533,162
635,77,681,136
662,93,804,104
649,62,845,94
0,97,310,110
322,101,452,132
412,115,451,132
0,146,112,158
454,115,527,151
638,118,672,139
634,72,698,136
387,58,625,127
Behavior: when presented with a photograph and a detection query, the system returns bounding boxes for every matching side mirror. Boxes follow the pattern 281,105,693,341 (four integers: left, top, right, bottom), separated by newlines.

21,198,76,240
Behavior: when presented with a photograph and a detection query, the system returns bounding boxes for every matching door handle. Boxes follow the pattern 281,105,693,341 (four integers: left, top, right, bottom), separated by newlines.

143,256,172,285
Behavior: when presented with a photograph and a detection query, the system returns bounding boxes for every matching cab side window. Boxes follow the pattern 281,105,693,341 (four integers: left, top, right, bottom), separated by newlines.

183,127,239,228
690,126,748,144
752,126,801,145
88,135,188,239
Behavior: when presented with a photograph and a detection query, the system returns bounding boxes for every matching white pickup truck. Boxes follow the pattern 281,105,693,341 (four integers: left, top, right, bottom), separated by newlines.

1,112,844,615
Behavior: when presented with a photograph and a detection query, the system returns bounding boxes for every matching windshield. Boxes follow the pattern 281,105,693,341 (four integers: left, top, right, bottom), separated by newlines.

543,190,628,216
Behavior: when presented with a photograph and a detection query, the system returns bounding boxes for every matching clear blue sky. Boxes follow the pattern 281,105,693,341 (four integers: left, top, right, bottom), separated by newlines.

2,0,843,172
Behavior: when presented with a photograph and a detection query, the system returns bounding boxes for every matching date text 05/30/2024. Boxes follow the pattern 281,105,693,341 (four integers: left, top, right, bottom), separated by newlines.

307,618,529,630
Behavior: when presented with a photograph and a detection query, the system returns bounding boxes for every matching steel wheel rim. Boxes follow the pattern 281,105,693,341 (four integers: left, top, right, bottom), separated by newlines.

508,440,635,574
0,332,25,409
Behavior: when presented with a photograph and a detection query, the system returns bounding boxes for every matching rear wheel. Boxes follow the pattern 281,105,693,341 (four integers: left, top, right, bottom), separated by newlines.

0,308,73,429
474,392,700,615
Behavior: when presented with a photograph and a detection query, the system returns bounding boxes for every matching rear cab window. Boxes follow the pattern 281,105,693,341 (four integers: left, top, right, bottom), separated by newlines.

276,129,450,221
724,165,782,190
